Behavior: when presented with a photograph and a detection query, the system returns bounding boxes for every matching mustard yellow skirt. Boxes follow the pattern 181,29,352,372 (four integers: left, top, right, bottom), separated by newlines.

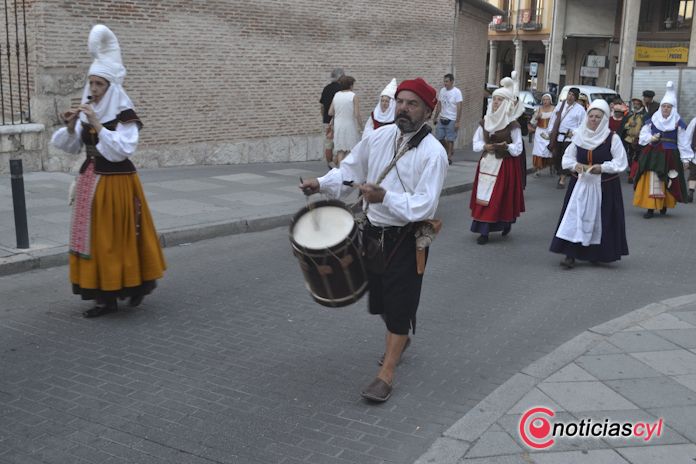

633,171,677,210
70,172,166,300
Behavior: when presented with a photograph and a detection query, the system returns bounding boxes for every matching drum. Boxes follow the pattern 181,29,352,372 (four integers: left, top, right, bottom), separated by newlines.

290,199,368,307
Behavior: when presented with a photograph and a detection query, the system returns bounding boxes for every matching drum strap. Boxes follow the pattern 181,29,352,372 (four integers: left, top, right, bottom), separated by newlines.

375,124,432,186
359,124,432,215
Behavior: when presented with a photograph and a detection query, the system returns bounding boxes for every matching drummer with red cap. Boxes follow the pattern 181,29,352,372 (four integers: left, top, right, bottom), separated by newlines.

300,78,448,403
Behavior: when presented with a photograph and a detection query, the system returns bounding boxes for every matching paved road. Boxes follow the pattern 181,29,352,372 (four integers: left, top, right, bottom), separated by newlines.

1,175,695,463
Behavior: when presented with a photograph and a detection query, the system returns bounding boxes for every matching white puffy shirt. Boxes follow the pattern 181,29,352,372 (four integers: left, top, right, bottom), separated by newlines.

51,120,140,162
318,124,449,227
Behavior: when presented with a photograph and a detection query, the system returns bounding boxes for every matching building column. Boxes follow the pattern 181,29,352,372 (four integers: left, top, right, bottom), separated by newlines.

617,0,641,97
689,8,696,66
541,38,550,90
514,38,524,82
546,0,567,92
488,41,499,86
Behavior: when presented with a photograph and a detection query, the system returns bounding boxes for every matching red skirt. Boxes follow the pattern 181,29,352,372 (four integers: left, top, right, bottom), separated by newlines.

470,155,526,223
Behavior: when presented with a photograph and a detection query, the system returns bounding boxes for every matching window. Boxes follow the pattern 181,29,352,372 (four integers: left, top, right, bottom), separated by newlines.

661,0,693,31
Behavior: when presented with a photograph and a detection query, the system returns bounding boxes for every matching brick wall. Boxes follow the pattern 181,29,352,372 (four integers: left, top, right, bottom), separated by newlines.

453,4,490,147
23,0,493,170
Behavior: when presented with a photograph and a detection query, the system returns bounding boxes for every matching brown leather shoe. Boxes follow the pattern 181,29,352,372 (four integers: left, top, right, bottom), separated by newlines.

378,337,411,366
361,377,392,402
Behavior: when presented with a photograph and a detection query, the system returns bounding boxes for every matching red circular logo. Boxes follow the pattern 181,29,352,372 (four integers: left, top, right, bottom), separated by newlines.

519,407,555,449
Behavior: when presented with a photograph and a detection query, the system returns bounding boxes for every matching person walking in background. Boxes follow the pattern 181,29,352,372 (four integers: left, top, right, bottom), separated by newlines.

362,78,397,140
624,98,647,184
319,68,344,169
685,117,696,202
577,93,589,110
529,93,555,176
329,75,362,167
643,90,660,119
633,82,693,218
51,25,166,318
470,76,525,245
609,103,627,133
550,100,628,269
547,87,586,189
432,73,463,165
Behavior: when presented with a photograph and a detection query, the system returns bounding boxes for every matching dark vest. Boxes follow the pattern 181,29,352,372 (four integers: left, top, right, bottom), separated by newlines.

479,120,520,158
79,109,143,175
649,119,686,151
576,133,617,181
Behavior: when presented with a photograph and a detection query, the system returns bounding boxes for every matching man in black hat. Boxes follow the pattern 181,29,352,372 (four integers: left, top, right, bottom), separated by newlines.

643,90,659,118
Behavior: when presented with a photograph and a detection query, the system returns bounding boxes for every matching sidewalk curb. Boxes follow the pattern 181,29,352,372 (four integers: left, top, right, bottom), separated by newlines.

413,293,696,464
0,178,481,277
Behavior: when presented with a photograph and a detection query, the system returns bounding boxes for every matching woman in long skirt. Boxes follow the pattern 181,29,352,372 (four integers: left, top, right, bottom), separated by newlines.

633,81,694,218
550,99,628,268
52,25,166,317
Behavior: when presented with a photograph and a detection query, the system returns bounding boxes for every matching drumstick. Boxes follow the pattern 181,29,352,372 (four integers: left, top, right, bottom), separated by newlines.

300,177,320,231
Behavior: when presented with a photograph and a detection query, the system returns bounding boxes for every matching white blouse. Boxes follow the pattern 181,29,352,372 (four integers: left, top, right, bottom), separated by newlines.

51,119,140,163
637,122,694,161
472,125,523,156
318,124,448,227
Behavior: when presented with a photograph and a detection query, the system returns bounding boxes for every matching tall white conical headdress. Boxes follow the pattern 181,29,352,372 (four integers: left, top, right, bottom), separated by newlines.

510,70,520,99
660,81,677,108
381,78,397,99
80,24,134,125
652,80,680,131
88,24,126,85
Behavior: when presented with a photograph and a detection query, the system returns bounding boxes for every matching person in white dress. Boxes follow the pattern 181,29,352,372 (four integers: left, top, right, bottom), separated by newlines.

528,93,554,176
329,76,362,166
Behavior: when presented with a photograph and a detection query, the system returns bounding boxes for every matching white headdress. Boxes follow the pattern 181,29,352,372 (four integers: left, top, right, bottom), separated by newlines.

652,81,680,132
80,24,135,125
572,99,611,150
381,78,397,99
509,71,525,121
372,78,396,123
511,71,520,98
485,75,523,132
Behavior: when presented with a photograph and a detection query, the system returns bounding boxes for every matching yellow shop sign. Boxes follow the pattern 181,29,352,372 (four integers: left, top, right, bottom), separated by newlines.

635,46,689,62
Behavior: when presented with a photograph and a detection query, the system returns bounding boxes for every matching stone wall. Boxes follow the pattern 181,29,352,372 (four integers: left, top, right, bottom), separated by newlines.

0,124,45,174
31,0,456,171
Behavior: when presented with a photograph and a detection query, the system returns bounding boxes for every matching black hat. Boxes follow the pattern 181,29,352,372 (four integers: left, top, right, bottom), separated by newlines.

568,87,580,98
642,90,655,98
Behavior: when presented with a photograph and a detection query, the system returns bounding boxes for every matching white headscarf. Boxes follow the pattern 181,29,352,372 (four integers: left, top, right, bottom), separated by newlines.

372,78,396,123
651,81,680,132
484,76,523,133
572,99,611,150
79,24,135,125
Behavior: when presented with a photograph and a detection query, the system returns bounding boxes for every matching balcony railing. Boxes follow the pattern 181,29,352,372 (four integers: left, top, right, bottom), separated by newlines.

490,12,513,32
516,7,544,31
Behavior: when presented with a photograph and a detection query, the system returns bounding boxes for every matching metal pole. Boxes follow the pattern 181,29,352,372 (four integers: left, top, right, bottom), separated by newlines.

9,159,29,248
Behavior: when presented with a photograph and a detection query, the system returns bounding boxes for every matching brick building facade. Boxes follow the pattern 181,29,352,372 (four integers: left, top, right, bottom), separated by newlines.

9,0,497,172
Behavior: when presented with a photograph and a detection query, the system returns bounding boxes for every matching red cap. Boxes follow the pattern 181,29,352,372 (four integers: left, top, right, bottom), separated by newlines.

395,78,437,110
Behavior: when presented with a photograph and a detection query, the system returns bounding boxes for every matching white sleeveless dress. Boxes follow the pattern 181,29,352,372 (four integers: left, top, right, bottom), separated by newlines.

331,91,361,152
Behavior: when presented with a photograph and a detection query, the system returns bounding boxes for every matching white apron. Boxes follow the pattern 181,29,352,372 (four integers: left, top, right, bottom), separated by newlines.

555,172,602,246
475,153,504,206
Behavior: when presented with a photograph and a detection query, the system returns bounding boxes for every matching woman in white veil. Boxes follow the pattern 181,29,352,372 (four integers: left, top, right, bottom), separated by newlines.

550,99,629,268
